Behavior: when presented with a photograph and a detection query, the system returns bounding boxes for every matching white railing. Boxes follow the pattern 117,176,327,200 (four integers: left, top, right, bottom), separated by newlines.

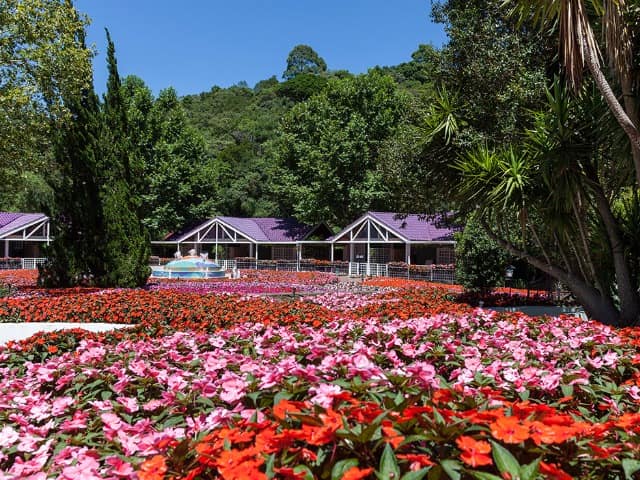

348,262,388,277
218,259,237,271
21,258,47,270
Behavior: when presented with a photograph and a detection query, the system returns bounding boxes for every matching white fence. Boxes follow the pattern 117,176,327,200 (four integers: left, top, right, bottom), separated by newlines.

21,258,47,270
348,262,388,277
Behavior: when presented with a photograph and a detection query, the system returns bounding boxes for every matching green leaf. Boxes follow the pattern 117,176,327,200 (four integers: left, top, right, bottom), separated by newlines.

622,459,640,479
377,443,401,480
560,384,573,397
520,457,541,480
490,441,520,477
332,458,359,480
401,468,430,480
469,472,503,480
440,459,462,480
293,465,314,480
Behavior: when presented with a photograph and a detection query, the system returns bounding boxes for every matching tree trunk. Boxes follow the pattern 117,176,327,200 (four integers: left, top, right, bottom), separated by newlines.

590,187,640,326
481,221,621,325
584,40,640,186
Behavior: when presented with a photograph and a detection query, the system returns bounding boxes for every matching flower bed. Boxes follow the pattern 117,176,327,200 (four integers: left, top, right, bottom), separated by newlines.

0,276,639,478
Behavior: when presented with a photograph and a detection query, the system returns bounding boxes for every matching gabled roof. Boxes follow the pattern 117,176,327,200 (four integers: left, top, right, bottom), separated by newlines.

163,217,322,243
0,212,48,239
368,212,458,242
329,211,458,243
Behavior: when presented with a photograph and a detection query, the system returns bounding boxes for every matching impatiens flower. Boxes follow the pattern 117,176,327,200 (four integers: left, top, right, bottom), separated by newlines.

490,416,530,444
0,425,19,448
138,455,167,480
539,461,573,480
456,435,492,467
105,455,135,476
381,420,405,448
342,466,374,480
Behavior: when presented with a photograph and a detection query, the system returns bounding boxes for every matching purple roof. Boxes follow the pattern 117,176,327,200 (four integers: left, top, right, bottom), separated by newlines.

219,217,314,242
164,217,318,243
331,212,458,242
0,212,48,238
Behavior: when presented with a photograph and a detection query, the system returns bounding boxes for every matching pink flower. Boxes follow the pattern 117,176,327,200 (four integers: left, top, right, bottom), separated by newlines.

0,425,19,448
105,456,135,476
117,396,139,413
219,373,248,404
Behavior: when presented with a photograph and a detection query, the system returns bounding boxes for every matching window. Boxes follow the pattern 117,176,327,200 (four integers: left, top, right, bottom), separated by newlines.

436,247,455,265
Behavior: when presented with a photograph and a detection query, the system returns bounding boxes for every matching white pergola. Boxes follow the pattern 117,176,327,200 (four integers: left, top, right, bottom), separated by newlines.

152,217,330,261
1,214,50,257
328,212,456,265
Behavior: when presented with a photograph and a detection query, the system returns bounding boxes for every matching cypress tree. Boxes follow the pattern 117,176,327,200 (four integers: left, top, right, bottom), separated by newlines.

99,29,150,287
39,85,106,286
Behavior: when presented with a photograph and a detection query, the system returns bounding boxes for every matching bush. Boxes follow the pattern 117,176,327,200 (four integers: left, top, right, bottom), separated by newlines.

455,218,509,293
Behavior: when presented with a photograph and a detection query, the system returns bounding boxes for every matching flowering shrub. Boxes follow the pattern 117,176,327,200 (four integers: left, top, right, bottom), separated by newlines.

0,275,639,478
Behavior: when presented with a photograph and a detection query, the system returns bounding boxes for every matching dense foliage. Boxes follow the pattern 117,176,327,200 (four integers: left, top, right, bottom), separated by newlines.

40,32,150,288
0,0,92,208
455,217,510,293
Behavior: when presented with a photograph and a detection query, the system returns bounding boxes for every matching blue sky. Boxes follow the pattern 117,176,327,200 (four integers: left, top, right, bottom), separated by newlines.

75,1,447,96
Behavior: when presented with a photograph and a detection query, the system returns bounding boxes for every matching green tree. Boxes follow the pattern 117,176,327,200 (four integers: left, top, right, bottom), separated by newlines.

276,71,409,227
507,0,640,185
455,216,510,293
39,85,105,287
132,84,217,238
282,44,327,80
454,81,639,325
0,0,92,198
98,31,150,287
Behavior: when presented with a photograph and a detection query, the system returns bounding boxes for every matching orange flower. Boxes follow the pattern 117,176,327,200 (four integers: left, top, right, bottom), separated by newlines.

138,455,167,480
456,436,492,467
539,461,573,480
397,453,435,470
273,399,306,420
301,409,343,445
381,420,405,449
342,466,374,480
490,416,530,444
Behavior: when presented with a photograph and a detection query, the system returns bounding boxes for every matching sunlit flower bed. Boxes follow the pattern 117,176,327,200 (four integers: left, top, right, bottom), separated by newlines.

0,272,639,479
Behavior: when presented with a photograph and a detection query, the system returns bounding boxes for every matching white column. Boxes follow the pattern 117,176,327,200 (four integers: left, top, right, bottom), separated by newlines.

366,221,371,276
255,243,259,260
4,240,9,258
249,243,253,258
46,223,50,245
405,243,411,264
330,244,334,262
214,224,218,262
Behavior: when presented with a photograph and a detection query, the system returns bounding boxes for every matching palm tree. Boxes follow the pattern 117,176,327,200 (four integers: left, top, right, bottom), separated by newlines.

506,0,640,185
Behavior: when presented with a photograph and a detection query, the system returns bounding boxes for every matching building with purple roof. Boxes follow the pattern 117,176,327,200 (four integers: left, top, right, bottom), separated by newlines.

328,211,459,265
151,212,458,268
151,216,333,261
0,212,50,259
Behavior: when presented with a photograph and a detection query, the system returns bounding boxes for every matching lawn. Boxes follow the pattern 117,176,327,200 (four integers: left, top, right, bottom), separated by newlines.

0,270,638,479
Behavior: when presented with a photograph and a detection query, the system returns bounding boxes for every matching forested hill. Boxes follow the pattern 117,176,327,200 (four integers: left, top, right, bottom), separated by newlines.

178,44,437,226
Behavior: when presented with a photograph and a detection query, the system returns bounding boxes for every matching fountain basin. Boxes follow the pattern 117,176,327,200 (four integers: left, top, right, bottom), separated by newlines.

150,256,226,279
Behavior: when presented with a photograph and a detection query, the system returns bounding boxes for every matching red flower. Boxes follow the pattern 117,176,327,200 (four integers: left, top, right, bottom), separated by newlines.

342,466,374,480
539,461,573,480
138,455,167,480
490,416,530,444
456,436,492,467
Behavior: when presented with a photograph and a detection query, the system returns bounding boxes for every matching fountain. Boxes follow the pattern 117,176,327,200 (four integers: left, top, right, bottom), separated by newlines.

150,250,226,279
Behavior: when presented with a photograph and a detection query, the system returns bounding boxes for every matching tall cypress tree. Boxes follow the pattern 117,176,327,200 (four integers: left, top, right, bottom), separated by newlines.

40,84,106,286
99,29,150,287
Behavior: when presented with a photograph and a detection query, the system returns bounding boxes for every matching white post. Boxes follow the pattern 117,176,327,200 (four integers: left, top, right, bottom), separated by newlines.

366,221,371,276
249,243,253,259
215,224,218,262
4,240,8,258
330,244,334,262
46,223,50,245
405,243,411,265
296,244,302,272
